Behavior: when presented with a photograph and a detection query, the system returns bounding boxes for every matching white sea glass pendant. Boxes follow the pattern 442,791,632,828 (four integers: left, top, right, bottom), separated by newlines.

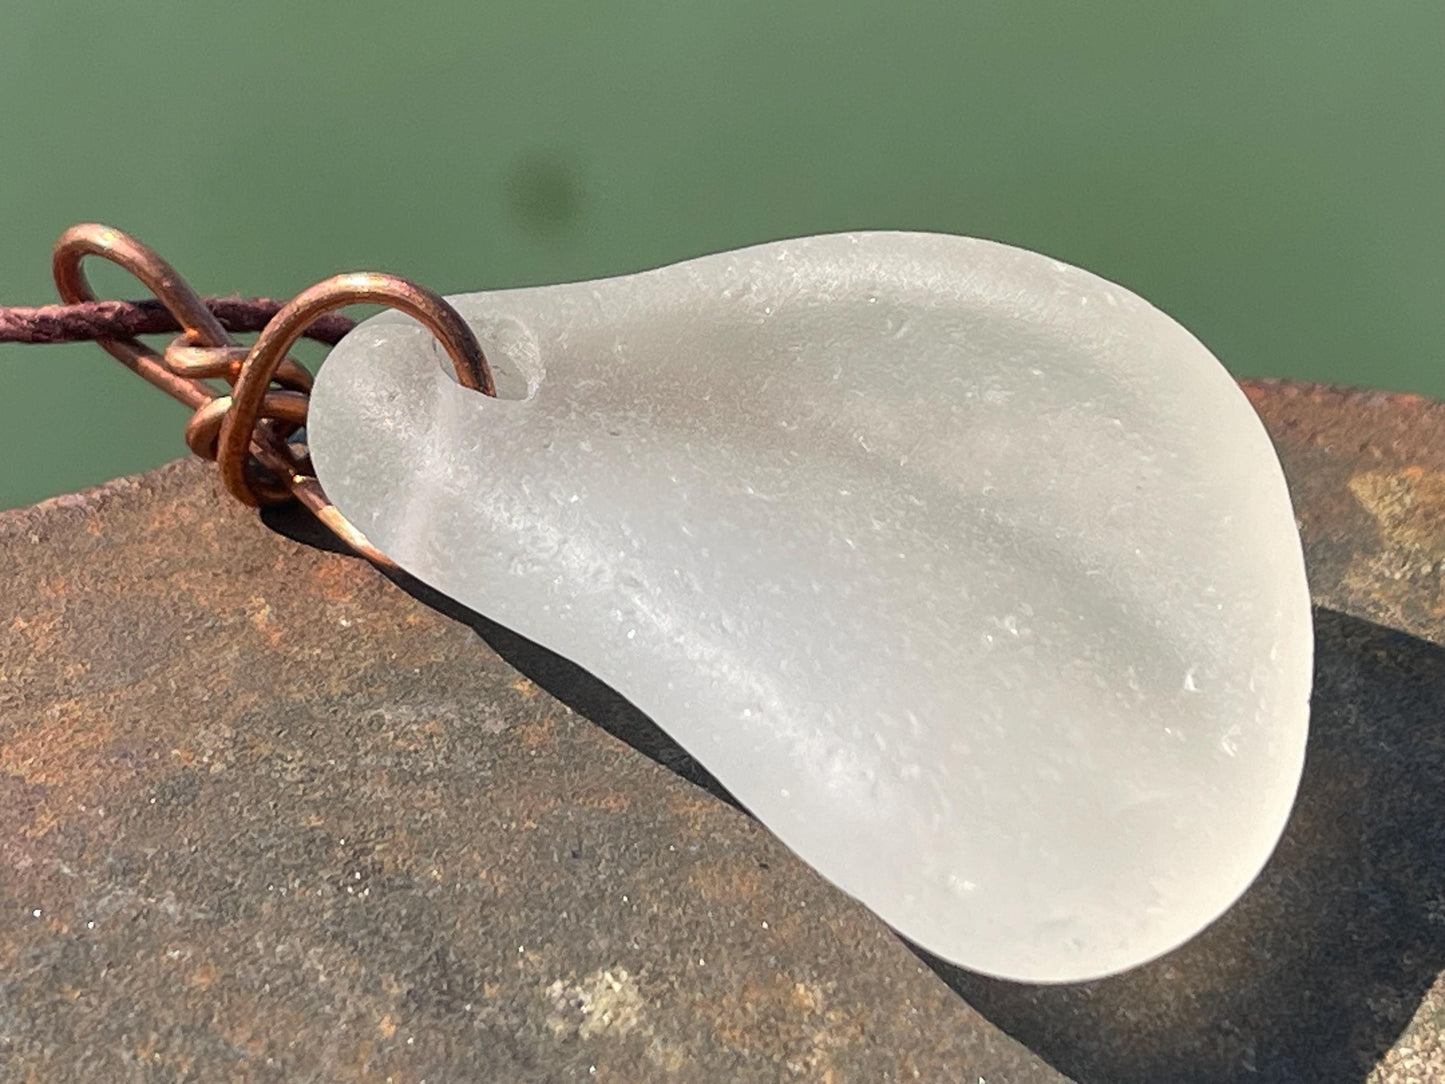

308,232,1312,983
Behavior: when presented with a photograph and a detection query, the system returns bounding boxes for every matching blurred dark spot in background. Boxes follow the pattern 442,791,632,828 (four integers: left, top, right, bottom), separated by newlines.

506,152,583,236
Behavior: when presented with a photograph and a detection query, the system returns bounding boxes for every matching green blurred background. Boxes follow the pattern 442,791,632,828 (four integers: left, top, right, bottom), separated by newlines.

2,2,1441,511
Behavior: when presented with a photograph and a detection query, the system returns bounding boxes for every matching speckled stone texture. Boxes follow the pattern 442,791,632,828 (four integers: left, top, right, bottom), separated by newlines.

1,379,1443,1082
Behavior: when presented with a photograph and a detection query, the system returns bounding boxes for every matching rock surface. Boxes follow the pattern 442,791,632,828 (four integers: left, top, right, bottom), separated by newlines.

0,379,1442,1082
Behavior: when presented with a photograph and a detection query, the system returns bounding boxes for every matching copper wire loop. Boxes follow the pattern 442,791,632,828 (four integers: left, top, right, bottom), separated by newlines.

50,223,496,565
184,391,310,461
216,272,494,509
163,338,315,393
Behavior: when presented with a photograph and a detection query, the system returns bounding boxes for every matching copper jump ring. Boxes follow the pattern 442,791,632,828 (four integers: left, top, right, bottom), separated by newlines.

215,272,495,508
184,391,311,461
54,225,300,504
49,224,497,568
52,224,231,410
164,339,315,393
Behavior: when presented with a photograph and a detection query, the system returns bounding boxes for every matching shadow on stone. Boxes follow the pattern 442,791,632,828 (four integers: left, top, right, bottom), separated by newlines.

262,497,355,557
927,608,1445,1083
260,500,1445,1084
262,500,738,808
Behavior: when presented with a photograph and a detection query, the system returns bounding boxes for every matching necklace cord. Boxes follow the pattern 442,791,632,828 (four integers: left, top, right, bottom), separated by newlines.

2,223,496,566
0,296,357,346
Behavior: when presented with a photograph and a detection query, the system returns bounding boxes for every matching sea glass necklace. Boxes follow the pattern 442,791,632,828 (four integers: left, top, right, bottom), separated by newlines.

10,224,1313,984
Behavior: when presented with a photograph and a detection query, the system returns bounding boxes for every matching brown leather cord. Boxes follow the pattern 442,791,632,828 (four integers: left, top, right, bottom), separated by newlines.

0,297,357,346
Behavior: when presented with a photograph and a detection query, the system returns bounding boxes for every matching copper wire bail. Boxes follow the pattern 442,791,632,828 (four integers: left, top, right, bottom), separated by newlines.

51,223,496,568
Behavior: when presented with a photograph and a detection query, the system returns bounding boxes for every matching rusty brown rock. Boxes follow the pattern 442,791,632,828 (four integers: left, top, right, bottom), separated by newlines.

0,466,1056,1080
1,379,1443,1082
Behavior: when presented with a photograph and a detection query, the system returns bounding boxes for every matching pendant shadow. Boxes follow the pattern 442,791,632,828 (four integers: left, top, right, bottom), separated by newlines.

260,503,739,811
922,607,1445,1083
261,506,1445,1083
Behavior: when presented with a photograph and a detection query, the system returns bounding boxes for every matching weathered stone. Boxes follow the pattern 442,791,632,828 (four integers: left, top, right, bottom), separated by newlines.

0,379,1442,1082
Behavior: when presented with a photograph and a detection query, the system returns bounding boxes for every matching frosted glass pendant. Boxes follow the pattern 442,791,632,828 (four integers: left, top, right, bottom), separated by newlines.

307,232,1312,983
